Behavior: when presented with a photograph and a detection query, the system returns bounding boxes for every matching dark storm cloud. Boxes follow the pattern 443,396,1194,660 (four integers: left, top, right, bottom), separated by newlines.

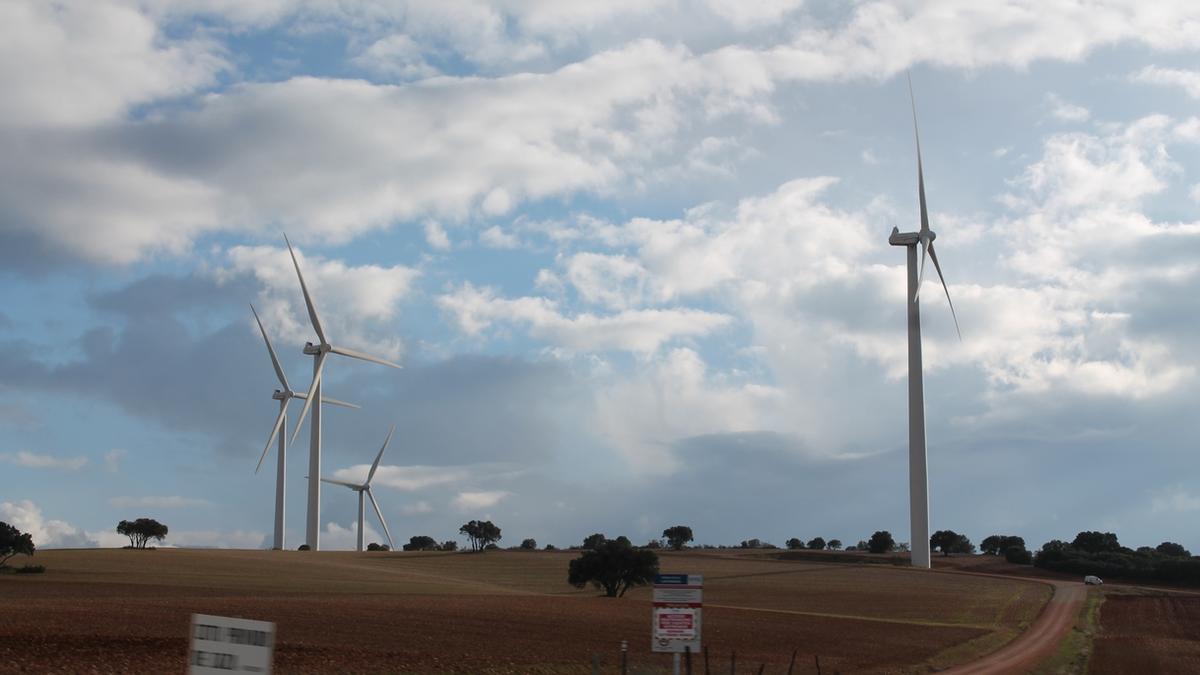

313,354,579,468
0,271,582,472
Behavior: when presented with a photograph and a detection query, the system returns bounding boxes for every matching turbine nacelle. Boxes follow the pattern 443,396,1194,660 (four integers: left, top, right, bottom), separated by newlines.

302,342,330,355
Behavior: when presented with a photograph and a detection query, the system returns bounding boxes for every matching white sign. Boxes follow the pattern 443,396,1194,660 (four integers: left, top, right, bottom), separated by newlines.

652,574,702,654
190,613,275,674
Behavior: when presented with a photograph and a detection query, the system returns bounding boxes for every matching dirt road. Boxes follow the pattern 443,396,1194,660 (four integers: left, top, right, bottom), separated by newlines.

946,579,1086,674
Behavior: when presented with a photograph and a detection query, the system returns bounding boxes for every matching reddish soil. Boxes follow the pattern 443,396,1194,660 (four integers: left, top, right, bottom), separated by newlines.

1089,592,1200,675
0,581,984,673
0,550,1035,674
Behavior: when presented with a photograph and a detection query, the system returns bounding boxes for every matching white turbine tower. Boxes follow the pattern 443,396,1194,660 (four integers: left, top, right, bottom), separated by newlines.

320,426,396,552
250,304,357,550
887,77,962,569
283,234,402,551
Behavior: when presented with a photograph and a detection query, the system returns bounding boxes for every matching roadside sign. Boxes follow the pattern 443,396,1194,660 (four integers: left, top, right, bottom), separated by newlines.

652,574,702,654
189,613,275,674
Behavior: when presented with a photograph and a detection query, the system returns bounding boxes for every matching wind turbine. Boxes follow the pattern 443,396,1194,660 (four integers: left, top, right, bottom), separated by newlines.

283,234,402,551
320,426,396,552
250,304,357,550
887,76,962,569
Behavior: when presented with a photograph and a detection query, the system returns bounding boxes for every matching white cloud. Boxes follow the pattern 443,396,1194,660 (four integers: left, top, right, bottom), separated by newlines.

108,496,211,509
451,490,511,511
334,464,472,491
438,282,732,353
563,253,648,309
8,3,1200,266
0,450,87,471
3,39,774,265
319,520,384,550
0,500,96,548
1152,487,1200,513
479,226,520,249
590,348,787,474
1131,65,1200,99
0,0,225,126
220,244,419,360
104,449,127,473
401,500,434,515
424,220,452,251
1046,93,1090,123
768,2,1200,81
352,34,439,79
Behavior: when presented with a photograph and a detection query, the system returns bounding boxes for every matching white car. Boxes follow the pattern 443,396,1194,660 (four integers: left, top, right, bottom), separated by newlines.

1084,575,1103,585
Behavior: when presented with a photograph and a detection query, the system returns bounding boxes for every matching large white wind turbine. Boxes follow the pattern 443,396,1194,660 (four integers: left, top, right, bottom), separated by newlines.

283,234,402,551
887,77,962,569
320,426,396,552
250,304,357,550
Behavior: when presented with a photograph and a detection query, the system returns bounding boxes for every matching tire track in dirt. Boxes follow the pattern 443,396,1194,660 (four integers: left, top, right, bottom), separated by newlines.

704,603,997,630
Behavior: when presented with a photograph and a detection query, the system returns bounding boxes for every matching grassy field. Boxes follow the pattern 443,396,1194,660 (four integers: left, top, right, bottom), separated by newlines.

0,548,1050,673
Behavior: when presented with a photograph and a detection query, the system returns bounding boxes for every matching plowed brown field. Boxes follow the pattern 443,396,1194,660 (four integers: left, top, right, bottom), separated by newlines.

1089,591,1200,675
0,549,1049,673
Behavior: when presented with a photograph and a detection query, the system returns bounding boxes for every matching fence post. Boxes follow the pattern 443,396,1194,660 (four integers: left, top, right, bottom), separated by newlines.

730,650,736,675
704,645,710,675
621,640,627,675
786,649,796,675
814,654,822,675
684,645,693,675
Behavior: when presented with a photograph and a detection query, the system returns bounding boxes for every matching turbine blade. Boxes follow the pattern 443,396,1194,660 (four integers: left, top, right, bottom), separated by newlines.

320,396,360,409
255,406,287,474
927,243,963,341
907,73,931,237
250,304,289,390
320,477,362,489
366,488,393,549
289,352,327,446
294,390,360,408
283,233,328,346
329,345,402,369
914,236,929,302
366,425,395,485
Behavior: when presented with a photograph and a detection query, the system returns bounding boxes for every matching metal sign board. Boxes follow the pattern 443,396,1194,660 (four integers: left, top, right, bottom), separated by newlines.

652,574,702,654
189,613,275,674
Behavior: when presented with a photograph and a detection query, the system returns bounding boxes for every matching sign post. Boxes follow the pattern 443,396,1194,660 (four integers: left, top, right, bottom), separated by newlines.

652,573,702,665
189,613,275,674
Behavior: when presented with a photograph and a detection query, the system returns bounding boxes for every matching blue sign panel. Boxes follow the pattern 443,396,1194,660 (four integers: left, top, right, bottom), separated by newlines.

655,574,689,585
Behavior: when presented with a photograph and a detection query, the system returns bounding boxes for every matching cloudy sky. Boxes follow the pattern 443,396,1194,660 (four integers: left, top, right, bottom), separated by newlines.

2,0,1199,553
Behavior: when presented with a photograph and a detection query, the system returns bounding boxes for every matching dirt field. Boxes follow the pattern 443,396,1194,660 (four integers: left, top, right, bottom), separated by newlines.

0,549,1050,673
1089,590,1200,675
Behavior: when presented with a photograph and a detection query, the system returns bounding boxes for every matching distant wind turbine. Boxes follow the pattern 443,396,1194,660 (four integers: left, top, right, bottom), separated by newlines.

283,233,402,551
887,75,962,569
250,304,357,550
321,426,396,552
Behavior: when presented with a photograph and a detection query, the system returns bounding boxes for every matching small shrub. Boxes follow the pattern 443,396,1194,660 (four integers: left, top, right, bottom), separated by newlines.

298,544,311,551
15,564,45,574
